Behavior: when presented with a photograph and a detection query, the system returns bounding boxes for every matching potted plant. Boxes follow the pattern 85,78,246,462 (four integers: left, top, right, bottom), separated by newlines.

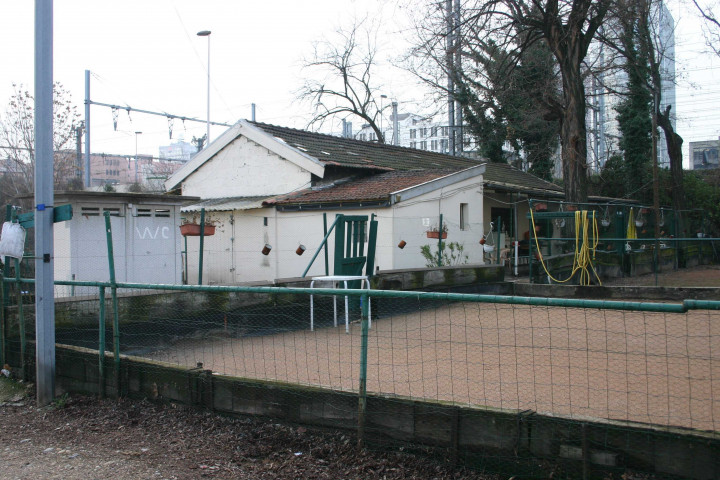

180,214,217,237
426,224,448,239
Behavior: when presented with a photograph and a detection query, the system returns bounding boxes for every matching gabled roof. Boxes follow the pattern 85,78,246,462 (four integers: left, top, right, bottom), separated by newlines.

267,169,457,208
269,166,487,210
164,120,484,192
250,121,481,172
482,163,563,196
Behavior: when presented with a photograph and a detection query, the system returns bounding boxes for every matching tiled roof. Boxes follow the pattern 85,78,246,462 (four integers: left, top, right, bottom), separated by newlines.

482,162,563,195
268,170,455,206
250,121,482,172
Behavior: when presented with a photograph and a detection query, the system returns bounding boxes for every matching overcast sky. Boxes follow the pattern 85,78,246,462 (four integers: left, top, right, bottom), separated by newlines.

0,1,717,166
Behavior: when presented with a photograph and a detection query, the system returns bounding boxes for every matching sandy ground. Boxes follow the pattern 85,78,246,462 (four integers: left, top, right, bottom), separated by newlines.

148,300,720,432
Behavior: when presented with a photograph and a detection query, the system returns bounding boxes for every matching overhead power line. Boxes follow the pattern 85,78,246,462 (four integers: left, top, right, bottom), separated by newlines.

87,100,233,128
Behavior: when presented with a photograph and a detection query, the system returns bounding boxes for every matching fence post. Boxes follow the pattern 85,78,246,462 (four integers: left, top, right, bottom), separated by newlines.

98,286,106,398
437,214,443,267
357,291,369,448
15,258,25,381
104,212,121,397
198,208,205,285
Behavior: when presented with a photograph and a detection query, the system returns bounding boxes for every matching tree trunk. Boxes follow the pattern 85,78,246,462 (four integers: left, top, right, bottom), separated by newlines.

559,61,589,203
657,106,684,211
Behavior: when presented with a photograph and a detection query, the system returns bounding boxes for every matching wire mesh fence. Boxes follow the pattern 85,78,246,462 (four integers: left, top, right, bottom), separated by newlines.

3,280,719,434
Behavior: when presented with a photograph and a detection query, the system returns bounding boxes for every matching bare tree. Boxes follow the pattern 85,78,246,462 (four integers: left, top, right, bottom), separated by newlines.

406,0,610,203
692,0,720,57
298,19,387,142
0,83,81,202
599,0,685,210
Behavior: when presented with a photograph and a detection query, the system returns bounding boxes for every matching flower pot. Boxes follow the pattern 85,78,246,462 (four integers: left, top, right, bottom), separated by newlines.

479,238,486,245
180,223,215,237
397,240,407,249
483,244,495,253
296,245,306,256
262,244,272,255
427,231,447,239
534,202,547,211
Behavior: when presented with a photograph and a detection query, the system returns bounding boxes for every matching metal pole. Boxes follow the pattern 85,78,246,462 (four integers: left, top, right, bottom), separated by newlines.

652,88,661,287
206,33,211,143
496,216,501,265
198,208,205,285
323,213,329,276
35,0,56,406
84,69,91,188
15,258,25,381
98,286,106,398
104,212,120,396
392,102,399,146
251,103,256,122
446,0,455,156
437,213,444,267
357,291,369,448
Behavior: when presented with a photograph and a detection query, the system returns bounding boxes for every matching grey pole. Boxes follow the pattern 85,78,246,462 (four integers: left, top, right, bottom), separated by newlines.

392,102,399,146
197,30,211,144
84,69,91,188
446,0,455,156
35,0,56,406
251,103,256,122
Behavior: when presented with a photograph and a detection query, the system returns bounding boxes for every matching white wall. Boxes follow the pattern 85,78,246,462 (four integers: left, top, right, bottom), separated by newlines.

392,177,485,268
181,136,313,199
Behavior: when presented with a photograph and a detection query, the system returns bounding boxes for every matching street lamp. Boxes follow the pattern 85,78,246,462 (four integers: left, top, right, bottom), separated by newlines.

197,30,212,145
134,131,142,184
380,94,388,143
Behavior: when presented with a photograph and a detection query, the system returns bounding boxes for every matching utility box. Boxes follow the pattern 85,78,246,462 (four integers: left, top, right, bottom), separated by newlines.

49,192,198,297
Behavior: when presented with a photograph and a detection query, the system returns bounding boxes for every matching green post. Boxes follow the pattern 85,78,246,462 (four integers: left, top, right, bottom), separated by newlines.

437,213,443,267
528,213,534,283
98,286,106,398
357,291,369,448
15,258,25,381
198,208,206,285
496,215,501,265
323,213,329,276
104,212,121,397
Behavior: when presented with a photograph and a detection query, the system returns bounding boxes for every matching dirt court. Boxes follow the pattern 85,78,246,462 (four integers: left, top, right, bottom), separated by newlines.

149,298,720,432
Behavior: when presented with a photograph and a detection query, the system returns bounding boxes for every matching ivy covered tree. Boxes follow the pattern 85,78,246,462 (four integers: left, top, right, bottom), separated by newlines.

615,0,653,202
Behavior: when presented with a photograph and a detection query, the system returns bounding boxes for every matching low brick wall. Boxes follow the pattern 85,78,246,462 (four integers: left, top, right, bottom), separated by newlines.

46,343,720,480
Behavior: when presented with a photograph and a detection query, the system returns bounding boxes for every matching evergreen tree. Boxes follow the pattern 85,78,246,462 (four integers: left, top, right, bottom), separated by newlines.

615,2,653,202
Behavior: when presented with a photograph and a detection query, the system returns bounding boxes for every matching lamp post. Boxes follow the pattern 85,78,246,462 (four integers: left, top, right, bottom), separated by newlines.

134,131,142,184
380,94,387,143
197,30,212,145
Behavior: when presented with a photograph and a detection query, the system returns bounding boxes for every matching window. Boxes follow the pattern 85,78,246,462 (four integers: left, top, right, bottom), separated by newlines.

410,129,416,139
410,141,417,149
420,128,427,137
431,126,438,137
442,127,449,136
420,141,427,150
441,139,448,152
460,203,469,230
431,140,438,151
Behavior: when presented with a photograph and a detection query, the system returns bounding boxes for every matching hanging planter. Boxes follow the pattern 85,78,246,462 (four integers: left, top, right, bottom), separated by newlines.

534,202,547,212
426,225,448,239
180,223,215,237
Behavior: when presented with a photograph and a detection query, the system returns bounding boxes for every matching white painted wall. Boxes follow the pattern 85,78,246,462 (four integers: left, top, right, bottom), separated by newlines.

184,176,487,285
391,177,486,268
181,136,313,198
52,198,183,297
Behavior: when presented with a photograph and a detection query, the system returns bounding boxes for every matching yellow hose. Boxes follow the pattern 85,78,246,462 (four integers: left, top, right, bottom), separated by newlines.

529,208,602,286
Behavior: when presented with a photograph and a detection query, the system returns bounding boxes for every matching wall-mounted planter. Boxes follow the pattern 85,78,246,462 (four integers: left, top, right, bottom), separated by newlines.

426,231,447,239
180,223,215,237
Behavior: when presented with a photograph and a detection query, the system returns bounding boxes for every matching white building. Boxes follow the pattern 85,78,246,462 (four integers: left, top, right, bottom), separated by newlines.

354,113,478,156
165,120,564,285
